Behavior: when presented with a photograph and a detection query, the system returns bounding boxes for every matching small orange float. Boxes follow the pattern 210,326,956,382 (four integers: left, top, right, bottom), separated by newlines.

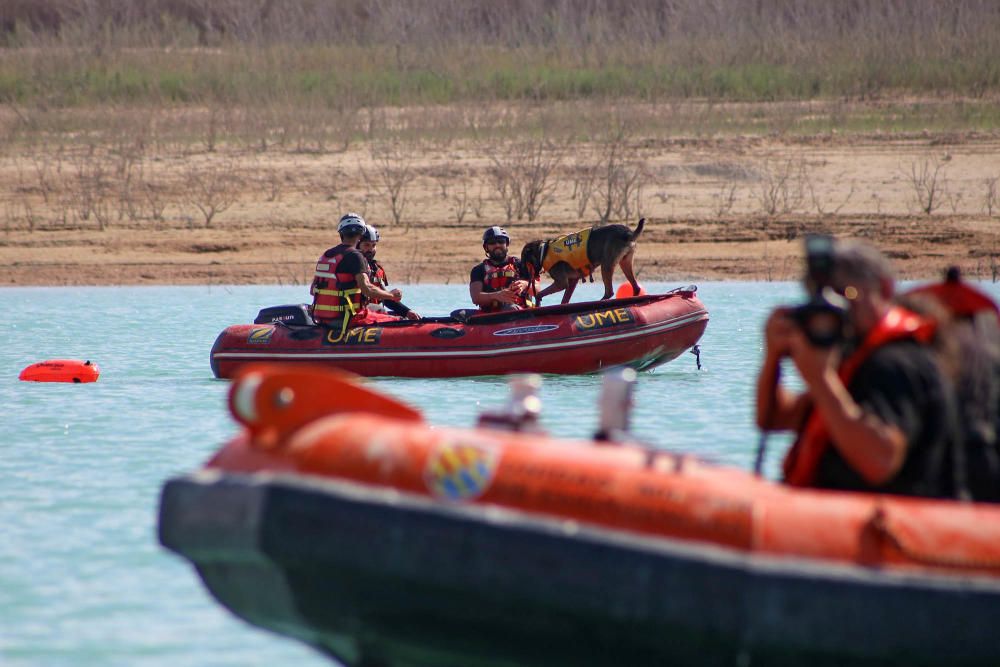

19,359,100,383
615,282,646,298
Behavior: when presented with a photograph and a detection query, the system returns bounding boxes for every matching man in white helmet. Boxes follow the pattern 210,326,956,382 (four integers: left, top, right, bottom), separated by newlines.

309,213,403,339
359,224,419,320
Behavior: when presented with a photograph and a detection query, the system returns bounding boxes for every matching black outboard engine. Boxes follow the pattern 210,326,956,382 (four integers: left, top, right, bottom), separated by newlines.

254,304,315,326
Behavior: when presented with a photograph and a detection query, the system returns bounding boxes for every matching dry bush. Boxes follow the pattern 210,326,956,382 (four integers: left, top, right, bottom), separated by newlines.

713,183,739,217
362,141,416,230
903,156,949,215
807,175,856,216
185,160,241,227
754,157,807,217
486,139,563,222
69,150,113,230
576,126,648,224
984,176,999,217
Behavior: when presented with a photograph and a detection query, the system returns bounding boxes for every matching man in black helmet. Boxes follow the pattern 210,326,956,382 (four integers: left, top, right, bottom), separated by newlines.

359,224,420,320
309,213,403,337
470,226,534,312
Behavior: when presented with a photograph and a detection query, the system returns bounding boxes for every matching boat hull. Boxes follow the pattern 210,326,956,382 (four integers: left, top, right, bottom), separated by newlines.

210,291,709,378
160,472,1000,667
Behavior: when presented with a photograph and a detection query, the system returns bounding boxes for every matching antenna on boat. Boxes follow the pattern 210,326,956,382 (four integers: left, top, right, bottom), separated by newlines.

477,374,544,432
594,367,637,443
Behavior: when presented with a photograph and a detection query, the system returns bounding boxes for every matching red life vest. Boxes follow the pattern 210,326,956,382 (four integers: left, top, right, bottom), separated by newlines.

479,257,529,311
782,306,937,487
368,260,388,302
309,245,366,325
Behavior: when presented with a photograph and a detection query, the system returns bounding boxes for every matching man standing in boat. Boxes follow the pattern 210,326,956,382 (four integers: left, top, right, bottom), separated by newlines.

470,226,535,312
359,224,420,320
309,213,404,340
755,236,957,497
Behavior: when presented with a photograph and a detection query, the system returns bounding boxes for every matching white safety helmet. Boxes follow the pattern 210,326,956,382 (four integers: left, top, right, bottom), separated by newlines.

337,212,367,236
361,225,380,242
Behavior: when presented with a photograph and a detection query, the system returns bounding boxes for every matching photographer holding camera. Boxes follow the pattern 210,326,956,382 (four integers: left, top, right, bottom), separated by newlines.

756,236,957,497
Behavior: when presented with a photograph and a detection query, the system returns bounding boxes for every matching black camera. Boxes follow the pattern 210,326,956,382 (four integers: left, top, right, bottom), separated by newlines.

789,234,850,347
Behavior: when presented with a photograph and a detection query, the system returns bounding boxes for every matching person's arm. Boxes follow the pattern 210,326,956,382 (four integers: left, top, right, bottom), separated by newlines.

756,309,812,430
789,334,908,485
470,280,521,307
384,299,419,319
356,272,400,303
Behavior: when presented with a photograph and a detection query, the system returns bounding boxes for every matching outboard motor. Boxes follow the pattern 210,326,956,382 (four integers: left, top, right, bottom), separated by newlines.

254,304,315,326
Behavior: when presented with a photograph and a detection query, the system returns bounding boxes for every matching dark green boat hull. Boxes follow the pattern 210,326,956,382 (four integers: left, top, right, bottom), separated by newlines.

158,472,1000,667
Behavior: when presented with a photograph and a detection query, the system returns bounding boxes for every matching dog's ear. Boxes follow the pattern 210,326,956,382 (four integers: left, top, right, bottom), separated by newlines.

520,241,538,268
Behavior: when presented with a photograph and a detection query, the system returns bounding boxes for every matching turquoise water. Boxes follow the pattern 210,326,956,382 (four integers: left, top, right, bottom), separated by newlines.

3,280,988,666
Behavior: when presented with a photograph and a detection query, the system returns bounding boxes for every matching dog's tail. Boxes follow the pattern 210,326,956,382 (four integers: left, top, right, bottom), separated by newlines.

630,217,645,242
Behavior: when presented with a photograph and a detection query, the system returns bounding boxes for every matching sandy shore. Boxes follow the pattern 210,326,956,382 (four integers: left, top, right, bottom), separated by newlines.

2,132,998,287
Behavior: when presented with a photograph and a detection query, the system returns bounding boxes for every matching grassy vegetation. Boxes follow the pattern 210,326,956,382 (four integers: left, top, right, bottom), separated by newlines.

2,0,1000,109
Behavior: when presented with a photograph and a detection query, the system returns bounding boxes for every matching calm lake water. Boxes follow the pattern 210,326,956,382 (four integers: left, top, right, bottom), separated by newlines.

3,280,994,666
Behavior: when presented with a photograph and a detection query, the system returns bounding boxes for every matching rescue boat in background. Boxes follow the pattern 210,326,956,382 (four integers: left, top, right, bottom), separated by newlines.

159,366,1000,667
209,288,708,378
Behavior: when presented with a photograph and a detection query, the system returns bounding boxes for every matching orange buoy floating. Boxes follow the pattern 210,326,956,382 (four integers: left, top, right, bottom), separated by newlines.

615,283,647,299
19,359,100,384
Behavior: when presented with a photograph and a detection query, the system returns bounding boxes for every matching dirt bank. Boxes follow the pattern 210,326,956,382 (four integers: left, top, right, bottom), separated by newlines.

2,133,998,287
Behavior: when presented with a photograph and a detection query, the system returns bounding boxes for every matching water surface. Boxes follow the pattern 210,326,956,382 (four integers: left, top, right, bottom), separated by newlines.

4,280,980,665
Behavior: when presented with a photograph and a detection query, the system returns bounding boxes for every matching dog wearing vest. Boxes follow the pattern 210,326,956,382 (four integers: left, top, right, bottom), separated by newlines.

520,218,645,304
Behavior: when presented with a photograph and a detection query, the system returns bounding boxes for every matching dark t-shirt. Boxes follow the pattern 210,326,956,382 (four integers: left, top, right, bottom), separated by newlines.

812,339,957,497
324,244,366,280
470,258,528,292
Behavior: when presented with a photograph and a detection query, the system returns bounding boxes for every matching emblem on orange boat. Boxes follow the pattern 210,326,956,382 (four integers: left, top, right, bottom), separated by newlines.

424,442,499,501
573,307,634,332
247,326,274,344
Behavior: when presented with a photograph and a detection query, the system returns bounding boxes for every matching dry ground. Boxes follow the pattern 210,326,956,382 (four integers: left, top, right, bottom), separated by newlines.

2,127,999,288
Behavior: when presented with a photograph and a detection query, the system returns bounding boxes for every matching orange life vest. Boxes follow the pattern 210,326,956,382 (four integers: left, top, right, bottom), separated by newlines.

782,306,937,488
478,257,530,311
310,245,366,327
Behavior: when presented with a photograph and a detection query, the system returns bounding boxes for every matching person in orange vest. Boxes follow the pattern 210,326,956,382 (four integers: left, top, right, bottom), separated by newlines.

469,226,535,312
358,224,420,320
755,236,957,497
309,213,404,340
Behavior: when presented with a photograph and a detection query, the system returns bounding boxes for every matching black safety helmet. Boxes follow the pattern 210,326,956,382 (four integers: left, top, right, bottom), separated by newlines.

337,212,367,237
361,224,380,243
482,226,510,244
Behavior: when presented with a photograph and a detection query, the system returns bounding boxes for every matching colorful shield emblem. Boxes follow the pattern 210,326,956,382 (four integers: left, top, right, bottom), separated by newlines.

424,442,499,501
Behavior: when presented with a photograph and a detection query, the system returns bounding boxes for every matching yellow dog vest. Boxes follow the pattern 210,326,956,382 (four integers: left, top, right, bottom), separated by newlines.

542,227,592,276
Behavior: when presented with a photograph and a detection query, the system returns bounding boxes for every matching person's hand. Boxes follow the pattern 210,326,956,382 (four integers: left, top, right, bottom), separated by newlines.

389,288,403,301
763,308,796,361
508,280,529,294
788,329,840,385
492,289,520,304
405,310,420,320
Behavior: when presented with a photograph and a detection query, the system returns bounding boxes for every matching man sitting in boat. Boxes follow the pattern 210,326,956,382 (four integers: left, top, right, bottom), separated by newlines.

756,236,957,497
359,224,420,321
309,213,405,340
470,226,536,312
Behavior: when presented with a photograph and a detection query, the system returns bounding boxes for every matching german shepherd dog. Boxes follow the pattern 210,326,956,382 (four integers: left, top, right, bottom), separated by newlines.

520,218,645,304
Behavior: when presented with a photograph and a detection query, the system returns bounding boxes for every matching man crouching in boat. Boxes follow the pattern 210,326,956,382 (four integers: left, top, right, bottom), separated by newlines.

359,224,420,321
309,213,405,341
470,226,536,312
755,236,958,497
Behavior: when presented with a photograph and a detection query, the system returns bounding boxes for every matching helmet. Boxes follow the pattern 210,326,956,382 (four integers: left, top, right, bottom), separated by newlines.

361,225,380,242
482,226,510,244
337,212,367,236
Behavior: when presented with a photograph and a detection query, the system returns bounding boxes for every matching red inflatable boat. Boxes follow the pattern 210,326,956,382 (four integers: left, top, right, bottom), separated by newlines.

210,288,708,378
